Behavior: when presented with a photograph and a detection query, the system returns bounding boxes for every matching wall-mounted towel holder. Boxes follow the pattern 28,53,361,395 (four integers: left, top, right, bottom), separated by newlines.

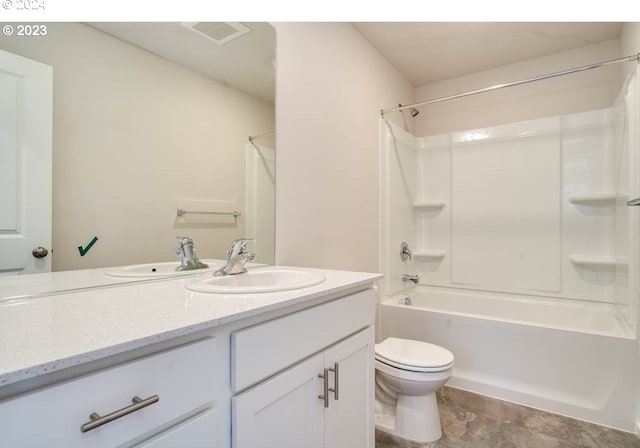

177,209,242,218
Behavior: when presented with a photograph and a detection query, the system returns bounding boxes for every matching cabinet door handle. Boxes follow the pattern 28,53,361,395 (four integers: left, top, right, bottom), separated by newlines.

318,368,330,408
80,395,159,433
328,362,339,400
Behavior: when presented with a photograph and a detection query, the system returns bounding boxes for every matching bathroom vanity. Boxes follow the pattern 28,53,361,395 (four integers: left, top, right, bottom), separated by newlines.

0,266,381,447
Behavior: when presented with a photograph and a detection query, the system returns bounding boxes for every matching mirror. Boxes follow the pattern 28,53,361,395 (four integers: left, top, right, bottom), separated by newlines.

0,22,276,298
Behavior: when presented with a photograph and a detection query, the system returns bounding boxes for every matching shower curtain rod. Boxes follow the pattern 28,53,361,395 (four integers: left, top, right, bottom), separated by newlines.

248,131,275,143
380,52,640,116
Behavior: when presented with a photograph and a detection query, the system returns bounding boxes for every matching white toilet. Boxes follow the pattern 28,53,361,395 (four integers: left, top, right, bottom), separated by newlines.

374,337,455,443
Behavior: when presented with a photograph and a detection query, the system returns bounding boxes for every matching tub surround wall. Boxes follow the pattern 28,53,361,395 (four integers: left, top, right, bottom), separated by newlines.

379,120,418,296
436,108,627,302
617,67,640,331
381,105,636,314
622,22,640,435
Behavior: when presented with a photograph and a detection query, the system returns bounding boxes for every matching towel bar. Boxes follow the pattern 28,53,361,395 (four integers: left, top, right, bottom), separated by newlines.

177,209,241,218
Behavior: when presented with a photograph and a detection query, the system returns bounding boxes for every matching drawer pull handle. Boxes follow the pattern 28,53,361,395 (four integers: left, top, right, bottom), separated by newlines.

329,362,339,400
318,368,330,408
80,395,159,433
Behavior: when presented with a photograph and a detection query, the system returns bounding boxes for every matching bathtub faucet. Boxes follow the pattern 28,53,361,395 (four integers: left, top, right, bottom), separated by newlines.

175,237,209,271
402,274,419,284
400,241,412,261
214,238,255,276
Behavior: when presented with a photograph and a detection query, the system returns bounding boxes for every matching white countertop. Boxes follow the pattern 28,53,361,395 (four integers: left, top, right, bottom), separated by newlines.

0,266,381,388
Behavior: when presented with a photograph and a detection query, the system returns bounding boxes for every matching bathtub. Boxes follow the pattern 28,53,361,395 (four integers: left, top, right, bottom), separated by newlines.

379,286,639,432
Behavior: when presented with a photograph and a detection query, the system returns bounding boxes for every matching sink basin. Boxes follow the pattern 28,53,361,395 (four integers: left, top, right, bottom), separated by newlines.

105,260,220,279
185,268,326,294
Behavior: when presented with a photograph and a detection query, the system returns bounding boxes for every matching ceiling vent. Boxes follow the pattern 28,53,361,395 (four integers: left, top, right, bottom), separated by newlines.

180,22,251,46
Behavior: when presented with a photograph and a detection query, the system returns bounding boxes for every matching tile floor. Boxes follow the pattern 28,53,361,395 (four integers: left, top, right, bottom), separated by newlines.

375,386,640,448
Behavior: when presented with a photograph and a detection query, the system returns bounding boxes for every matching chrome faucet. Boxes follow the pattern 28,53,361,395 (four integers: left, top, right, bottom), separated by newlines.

400,242,419,283
175,237,209,271
214,238,255,276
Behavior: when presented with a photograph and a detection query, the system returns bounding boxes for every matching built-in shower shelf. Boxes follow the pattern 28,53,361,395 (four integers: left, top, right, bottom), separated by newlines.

568,193,617,205
413,250,446,260
413,201,446,210
569,255,628,268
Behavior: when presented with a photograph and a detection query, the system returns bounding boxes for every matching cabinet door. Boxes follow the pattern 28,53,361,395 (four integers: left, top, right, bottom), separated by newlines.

232,353,324,448
323,327,375,448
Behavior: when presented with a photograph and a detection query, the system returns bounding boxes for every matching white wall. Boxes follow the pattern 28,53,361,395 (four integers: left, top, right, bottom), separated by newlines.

274,23,414,272
414,40,622,137
0,23,274,271
621,23,640,82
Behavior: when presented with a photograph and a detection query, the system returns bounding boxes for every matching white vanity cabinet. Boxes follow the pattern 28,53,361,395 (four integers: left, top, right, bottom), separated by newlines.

0,338,218,448
0,270,381,448
231,290,376,448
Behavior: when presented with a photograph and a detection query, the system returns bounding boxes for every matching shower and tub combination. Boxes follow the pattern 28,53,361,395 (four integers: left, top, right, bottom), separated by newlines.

376,54,640,439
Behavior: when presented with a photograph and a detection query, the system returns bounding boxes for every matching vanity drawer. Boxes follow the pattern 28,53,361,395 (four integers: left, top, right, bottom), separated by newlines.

135,408,218,447
231,289,375,392
0,337,216,448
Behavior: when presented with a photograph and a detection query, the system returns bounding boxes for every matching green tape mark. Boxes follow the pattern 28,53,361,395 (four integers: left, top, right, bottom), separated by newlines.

78,236,99,257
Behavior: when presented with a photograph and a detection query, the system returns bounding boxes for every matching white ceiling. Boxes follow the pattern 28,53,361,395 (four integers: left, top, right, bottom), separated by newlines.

89,22,276,103
88,22,624,102
352,22,624,86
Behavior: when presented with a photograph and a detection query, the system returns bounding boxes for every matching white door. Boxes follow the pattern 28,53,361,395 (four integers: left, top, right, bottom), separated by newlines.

0,49,52,274
324,327,375,448
232,353,324,448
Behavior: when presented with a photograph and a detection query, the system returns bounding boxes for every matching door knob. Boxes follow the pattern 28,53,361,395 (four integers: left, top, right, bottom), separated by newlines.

32,247,49,258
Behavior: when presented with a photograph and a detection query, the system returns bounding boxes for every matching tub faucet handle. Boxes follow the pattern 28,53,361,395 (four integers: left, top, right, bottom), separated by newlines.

400,241,412,262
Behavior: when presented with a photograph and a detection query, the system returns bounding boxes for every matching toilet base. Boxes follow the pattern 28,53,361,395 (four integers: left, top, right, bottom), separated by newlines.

374,391,443,443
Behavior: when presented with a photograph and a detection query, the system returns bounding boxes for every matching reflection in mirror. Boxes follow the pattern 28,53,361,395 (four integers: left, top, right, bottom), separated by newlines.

0,22,275,298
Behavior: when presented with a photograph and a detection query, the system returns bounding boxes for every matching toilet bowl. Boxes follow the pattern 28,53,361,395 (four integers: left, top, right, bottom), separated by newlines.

374,337,454,443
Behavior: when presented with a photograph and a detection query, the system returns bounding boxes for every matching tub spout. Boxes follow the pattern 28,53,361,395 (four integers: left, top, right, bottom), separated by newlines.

402,274,419,284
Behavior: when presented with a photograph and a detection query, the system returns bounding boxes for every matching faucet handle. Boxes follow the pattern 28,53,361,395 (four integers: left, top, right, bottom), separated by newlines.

215,238,256,276
176,236,193,246
400,241,412,261
230,238,255,253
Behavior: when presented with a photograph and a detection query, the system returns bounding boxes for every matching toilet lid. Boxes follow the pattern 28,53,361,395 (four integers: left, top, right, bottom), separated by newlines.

375,337,454,370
